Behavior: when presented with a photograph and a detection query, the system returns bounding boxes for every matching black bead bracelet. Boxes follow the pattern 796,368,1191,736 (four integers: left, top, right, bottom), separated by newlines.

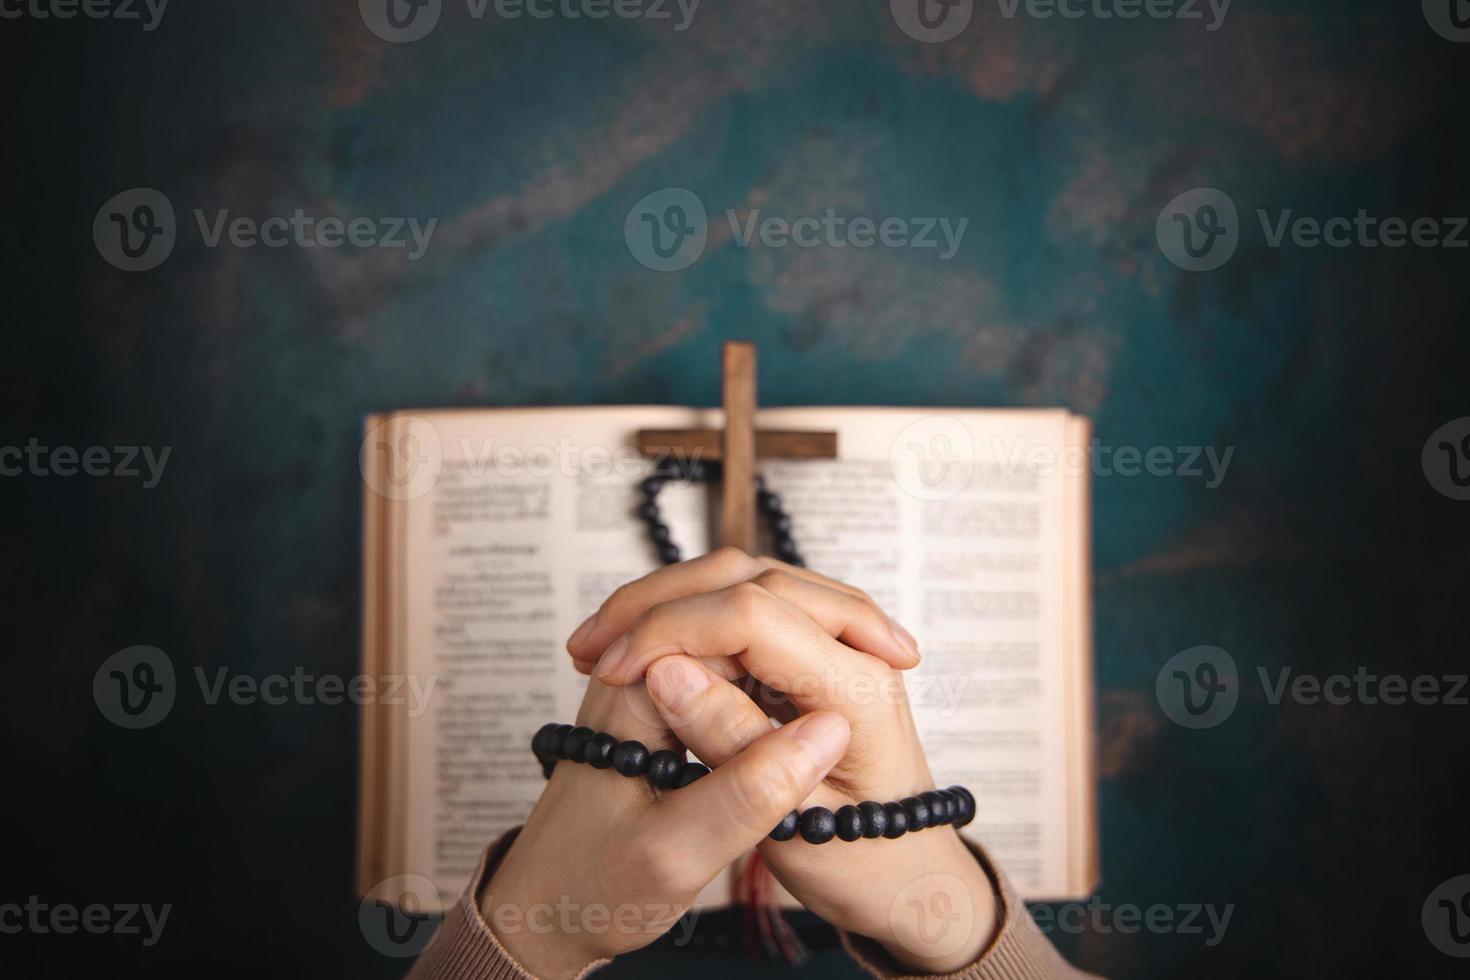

533,722,711,789
768,786,976,844
533,722,974,844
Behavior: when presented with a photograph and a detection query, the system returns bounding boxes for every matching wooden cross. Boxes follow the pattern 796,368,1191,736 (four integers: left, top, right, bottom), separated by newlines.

636,341,838,552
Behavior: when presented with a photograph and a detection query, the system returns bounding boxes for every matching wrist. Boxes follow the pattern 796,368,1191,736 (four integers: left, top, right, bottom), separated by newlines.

478,848,606,979
848,829,1000,974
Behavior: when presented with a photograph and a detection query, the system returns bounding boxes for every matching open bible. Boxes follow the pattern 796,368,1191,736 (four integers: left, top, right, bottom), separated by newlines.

358,406,1098,910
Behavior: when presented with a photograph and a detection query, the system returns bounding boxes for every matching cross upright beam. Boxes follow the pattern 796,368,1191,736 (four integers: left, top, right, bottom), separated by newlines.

720,342,758,551
634,341,838,555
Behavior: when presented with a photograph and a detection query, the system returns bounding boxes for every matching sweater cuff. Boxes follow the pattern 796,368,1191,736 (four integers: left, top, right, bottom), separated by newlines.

837,840,1099,980
405,828,611,980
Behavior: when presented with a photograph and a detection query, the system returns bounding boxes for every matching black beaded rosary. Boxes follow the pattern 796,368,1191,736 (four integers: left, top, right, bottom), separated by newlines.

532,722,975,844
636,459,804,567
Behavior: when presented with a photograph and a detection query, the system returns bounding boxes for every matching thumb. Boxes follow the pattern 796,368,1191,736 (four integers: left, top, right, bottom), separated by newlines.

653,711,851,878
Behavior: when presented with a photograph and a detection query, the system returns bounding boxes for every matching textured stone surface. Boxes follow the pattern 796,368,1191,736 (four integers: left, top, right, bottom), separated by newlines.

5,2,1469,978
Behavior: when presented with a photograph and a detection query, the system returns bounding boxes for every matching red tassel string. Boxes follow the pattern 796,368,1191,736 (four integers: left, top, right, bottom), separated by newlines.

737,851,807,965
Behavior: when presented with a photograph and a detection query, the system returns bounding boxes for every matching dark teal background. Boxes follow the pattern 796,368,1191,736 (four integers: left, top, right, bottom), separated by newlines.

4,1,1470,977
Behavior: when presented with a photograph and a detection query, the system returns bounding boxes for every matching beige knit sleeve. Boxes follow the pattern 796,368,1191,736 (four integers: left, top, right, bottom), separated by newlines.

406,831,1098,980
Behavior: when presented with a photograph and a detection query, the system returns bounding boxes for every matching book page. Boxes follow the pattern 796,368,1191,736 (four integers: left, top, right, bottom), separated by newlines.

368,404,1092,908
759,407,1086,900
392,407,714,906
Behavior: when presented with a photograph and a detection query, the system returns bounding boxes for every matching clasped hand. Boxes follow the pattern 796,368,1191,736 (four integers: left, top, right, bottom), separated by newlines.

481,548,998,978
